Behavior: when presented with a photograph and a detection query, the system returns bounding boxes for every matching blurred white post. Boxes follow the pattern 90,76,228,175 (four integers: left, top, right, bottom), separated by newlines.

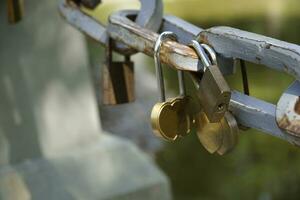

0,0,170,199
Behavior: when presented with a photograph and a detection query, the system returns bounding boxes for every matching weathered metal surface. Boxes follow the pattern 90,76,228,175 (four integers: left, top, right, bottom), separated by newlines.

136,0,163,33
108,11,200,71
199,27,300,80
230,91,300,146
114,0,163,54
276,81,300,137
161,15,201,45
59,4,234,74
59,0,163,54
59,2,108,42
146,14,235,75
108,11,234,73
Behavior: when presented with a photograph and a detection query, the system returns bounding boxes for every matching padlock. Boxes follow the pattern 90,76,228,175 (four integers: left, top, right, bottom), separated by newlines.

102,38,135,105
216,112,239,155
191,40,231,123
151,32,197,141
196,111,239,155
7,0,24,24
190,40,239,155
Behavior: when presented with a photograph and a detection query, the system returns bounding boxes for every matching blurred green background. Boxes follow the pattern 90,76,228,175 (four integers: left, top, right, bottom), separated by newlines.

92,0,300,199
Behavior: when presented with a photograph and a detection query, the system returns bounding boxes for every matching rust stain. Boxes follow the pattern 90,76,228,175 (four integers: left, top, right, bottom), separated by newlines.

294,97,300,115
199,34,209,44
160,40,198,70
162,41,197,58
265,44,271,49
278,114,300,137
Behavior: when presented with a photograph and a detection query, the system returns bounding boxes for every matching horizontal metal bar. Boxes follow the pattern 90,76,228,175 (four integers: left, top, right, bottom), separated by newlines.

230,91,300,146
108,11,201,71
59,2,108,43
200,27,300,80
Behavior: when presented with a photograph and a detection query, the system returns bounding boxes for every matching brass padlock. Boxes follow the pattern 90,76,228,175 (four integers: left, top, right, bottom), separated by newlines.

102,39,135,105
151,32,196,141
216,112,239,155
196,111,239,155
191,40,231,123
7,0,24,24
196,111,223,153
190,41,239,155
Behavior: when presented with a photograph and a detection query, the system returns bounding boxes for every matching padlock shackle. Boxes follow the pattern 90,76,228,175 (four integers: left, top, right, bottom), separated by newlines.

201,44,217,66
190,40,213,70
154,31,186,102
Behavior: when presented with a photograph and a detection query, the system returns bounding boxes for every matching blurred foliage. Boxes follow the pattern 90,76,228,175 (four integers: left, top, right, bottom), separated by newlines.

91,0,300,199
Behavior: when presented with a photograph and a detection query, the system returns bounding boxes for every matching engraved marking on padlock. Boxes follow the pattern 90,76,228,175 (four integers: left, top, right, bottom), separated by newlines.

151,32,194,141
191,40,231,123
102,39,135,105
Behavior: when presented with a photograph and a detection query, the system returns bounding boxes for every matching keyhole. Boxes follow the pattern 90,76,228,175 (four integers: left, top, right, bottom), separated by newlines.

217,103,225,112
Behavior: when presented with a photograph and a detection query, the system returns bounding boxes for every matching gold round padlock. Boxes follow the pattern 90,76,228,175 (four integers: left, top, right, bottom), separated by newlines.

196,111,239,155
151,97,192,141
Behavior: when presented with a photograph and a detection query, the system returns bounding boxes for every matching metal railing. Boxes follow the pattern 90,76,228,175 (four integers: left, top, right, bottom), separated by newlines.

59,0,300,147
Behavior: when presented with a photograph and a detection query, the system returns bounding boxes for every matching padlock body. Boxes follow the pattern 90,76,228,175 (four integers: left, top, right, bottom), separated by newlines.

198,65,231,122
196,111,224,153
102,61,134,105
151,101,180,141
7,0,24,24
196,111,239,155
217,112,239,155
151,96,194,141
